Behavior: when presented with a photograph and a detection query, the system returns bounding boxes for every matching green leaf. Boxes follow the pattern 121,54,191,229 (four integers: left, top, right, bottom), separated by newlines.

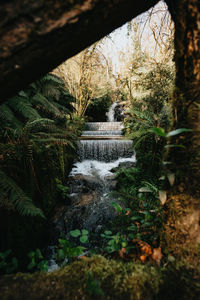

104,231,112,235
121,242,127,248
127,225,137,231
166,128,192,137
57,249,65,260
27,260,36,270
112,202,123,213
149,127,166,137
164,144,186,149
28,251,35,258
81,229,88,235
35,248,43,259
138,187,153,193
71,246,86,257
80,235,88,243
37,260,48,272
70,229,81,237
131,216,142,221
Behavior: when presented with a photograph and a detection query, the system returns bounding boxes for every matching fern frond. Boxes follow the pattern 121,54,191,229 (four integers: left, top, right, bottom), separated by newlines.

23,118,54,134
40,74,65,85
0,170,45,218
31,94,62,118
0,103,23,129
8,96,40,121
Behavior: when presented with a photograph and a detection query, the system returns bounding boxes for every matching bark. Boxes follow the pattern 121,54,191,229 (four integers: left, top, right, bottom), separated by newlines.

166,0,200,195
0,0,158,101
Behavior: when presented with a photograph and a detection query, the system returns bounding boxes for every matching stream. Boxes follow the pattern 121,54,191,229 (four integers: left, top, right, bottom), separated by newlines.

48,102,136,271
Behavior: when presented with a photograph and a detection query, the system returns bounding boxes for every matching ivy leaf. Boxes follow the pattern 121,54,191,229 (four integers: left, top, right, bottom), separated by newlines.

80,235,88,243
166,128,192,137
70,229,81,237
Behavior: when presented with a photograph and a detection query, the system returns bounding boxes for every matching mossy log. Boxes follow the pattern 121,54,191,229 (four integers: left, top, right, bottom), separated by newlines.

0,0,158,101
0,256,199,300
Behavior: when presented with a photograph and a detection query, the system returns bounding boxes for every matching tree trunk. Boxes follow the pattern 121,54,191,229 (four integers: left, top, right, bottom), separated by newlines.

166,0,200,196
0,0,158,101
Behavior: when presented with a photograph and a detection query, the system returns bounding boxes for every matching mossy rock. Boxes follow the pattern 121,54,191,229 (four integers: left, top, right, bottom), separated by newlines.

0,256,199,299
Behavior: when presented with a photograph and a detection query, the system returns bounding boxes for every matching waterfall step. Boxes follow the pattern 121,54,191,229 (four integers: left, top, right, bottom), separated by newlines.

77,140,133,162
85,122,123,131
82,130,123,136
80,136,124,140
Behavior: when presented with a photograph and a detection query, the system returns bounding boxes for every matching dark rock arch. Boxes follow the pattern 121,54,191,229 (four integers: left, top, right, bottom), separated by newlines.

0,0,158,100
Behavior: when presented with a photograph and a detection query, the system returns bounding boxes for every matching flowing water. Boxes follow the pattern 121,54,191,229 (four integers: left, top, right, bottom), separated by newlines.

48,102,135,271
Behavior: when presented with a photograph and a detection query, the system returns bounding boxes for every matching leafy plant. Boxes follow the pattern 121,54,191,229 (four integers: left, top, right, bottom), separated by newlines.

70,229,89,243
54,232,88,264
101,230,128,253
27,248,48,272
0,250,18,275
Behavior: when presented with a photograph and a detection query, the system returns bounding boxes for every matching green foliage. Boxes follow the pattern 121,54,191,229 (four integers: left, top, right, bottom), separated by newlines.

101,231,128,253
27,249,48,272
55,234,87,264
56,179,69,199
0,73,79,218
124,63,174,178
70,229,89,243
0,170,45,218
0,250,18,275
0,73,82,267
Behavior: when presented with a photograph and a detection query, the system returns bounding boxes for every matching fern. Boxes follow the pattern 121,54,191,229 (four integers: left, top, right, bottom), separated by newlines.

0,170,45,218
8,96,41,121
0,103,23,130
31,94,62,118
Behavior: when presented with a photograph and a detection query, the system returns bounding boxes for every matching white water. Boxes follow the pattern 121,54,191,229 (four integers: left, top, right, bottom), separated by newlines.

77,140,133,162
82,130,122,136
71,154,136,178
107,102,118,122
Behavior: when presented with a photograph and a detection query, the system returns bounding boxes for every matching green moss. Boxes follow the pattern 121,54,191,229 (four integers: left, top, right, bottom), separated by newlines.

0,256,199,300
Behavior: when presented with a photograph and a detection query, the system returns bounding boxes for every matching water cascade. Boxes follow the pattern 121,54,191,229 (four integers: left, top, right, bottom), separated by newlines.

48,103,135,270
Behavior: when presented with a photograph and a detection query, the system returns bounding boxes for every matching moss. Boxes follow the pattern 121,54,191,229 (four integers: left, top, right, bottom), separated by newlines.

0,256,199,300
163,193,200,267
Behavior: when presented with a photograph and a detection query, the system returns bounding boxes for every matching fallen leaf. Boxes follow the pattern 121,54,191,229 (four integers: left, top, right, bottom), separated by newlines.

80,256,87,260
151,247,163,265
125,210,131,216
119,247,126,259
140,255,147,262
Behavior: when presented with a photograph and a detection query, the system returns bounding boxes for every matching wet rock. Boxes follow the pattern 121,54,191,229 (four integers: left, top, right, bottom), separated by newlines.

118,160,136,169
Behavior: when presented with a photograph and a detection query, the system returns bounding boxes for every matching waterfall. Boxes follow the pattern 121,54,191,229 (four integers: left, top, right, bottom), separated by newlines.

107,102,118,122
65,107,135,230
48,103,136,270
77,140,133,162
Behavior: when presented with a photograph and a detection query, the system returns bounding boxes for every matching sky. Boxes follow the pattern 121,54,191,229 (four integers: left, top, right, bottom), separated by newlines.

100,0,171,74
